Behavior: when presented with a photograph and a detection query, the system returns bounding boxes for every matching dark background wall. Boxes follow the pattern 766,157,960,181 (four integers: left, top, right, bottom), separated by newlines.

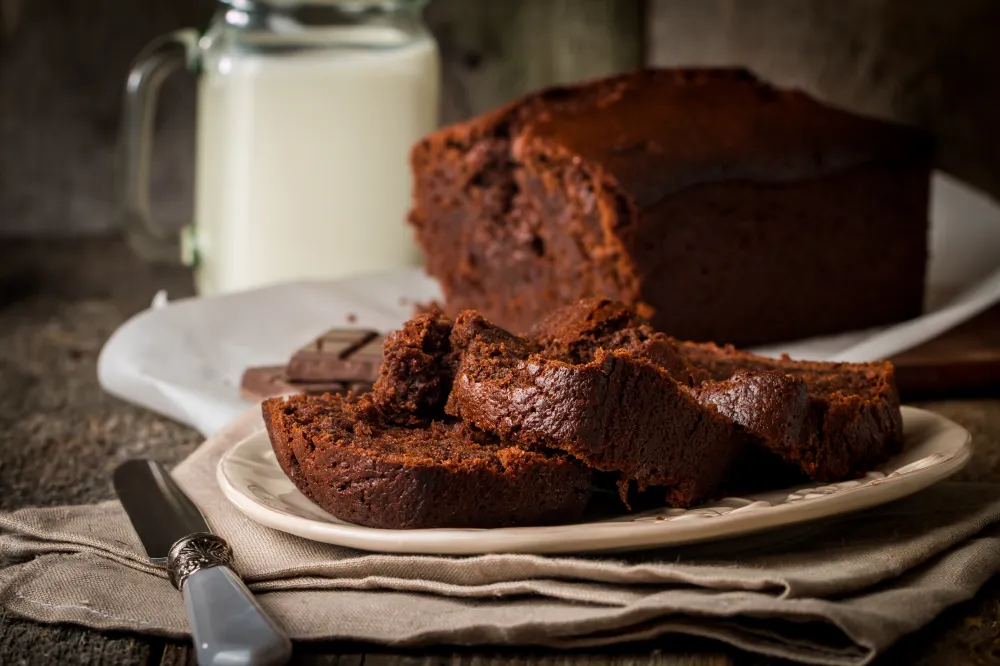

0,0,212,234
650,0,1000,208
1,0,997,236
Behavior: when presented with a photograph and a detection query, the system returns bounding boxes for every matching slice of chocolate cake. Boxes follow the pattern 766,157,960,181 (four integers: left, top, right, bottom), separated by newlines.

678,341,904,481
263,393,591,529
526,299,813,486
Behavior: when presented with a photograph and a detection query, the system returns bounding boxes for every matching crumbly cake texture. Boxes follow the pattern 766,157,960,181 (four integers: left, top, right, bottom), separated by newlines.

408,68,931,346
679,341,904,481
262,393,592,529
370,308,454,426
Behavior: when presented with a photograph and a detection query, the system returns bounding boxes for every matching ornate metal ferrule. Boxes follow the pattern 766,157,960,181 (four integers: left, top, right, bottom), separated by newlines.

166,532,234,590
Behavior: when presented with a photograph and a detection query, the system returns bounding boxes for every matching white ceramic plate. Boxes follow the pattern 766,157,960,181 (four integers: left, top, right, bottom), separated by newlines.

218,406,971,555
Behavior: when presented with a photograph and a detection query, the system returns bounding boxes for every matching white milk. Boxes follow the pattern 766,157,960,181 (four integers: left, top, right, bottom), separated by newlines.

193,35,439,295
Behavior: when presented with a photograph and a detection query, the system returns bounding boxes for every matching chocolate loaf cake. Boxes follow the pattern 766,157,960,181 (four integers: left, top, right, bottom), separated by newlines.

263,393,591,529
679,341,904,481
409,68,932,345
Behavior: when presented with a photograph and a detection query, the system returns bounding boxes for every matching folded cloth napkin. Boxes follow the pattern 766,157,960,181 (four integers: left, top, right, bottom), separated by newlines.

2,408,1000,666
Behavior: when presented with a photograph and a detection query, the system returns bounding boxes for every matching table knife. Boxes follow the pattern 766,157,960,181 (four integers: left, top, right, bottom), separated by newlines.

113,459,292,666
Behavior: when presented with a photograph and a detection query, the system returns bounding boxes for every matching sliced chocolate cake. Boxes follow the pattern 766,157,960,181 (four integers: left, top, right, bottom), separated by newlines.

263,393,591,529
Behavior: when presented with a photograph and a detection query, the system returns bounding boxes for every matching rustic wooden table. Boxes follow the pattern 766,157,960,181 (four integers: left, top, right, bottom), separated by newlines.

2,238,999,666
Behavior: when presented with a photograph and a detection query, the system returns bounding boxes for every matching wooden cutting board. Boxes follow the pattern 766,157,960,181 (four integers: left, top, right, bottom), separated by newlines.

890,303,1000,399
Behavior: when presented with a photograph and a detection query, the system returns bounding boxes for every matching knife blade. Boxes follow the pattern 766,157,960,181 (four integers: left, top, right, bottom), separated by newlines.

114,459,209,563
114,459,292,666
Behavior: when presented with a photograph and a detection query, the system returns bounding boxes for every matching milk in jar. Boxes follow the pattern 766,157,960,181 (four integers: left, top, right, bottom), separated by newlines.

121,0,440,295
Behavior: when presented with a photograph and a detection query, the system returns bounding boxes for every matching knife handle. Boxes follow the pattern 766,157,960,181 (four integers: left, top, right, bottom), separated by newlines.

169,533,292,666
182,566,292,666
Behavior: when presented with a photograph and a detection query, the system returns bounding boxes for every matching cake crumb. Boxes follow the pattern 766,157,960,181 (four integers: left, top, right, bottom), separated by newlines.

413,299,446,317
346,313,358,324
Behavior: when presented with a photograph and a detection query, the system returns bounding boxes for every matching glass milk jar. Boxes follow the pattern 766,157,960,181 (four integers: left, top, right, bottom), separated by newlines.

122,0,439,295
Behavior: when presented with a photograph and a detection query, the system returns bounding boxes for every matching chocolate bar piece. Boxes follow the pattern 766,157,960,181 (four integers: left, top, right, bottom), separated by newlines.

286,329,384,382
241,328,385,402
240,366,373,403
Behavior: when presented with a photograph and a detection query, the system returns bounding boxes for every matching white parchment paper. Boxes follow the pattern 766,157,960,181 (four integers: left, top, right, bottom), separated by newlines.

98,174,1000,435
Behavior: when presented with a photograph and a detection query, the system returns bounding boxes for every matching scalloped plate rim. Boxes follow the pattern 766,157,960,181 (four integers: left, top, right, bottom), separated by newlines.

217,405,972,554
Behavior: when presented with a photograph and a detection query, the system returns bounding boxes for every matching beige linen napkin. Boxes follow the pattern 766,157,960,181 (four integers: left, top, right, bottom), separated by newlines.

2,408,1000,666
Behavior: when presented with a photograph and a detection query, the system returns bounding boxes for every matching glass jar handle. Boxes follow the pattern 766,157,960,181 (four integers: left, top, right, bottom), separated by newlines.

121,29,200,265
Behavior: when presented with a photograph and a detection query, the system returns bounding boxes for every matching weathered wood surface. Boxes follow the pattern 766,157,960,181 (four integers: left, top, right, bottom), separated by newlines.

2,238,1000,665
648,0,1000,202
0,0,211,236
892,303,1000,399
157,645,733,666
